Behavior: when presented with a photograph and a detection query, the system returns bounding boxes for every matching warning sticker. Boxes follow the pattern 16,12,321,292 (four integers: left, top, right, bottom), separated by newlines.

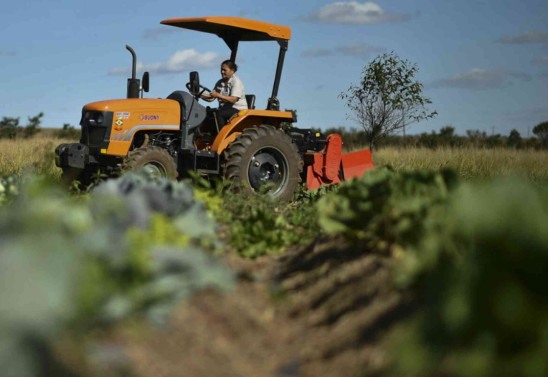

116,112,130,119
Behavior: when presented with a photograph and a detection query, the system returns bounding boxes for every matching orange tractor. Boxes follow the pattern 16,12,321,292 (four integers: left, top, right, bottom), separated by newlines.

55,16,374,200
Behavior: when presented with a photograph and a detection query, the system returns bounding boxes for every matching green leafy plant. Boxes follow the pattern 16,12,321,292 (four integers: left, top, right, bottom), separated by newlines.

213,185,325,258
316,167,457,252
0,174,20,204
389,178,548,377
0,173,234,376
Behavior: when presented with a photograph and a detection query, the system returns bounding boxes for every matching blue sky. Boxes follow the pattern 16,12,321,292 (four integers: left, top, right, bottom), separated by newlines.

1,0,547,136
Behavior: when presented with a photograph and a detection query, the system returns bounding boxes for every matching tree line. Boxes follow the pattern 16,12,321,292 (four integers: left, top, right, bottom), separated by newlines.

2,112,547,150
0,114,80,139
323,122,548,150
0,113,44,139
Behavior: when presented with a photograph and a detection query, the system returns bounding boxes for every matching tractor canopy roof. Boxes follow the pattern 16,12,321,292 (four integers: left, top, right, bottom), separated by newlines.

160,16,291,42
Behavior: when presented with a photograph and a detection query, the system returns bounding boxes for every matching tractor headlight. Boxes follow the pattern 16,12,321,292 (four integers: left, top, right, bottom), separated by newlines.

85,111,104,126
95,113,104,125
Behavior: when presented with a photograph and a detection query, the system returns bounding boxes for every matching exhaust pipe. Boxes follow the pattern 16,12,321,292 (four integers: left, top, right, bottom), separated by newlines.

126,45,140,99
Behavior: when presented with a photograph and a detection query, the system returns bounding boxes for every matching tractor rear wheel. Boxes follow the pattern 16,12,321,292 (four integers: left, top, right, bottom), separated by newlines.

123,146,178,179
222,125,302,201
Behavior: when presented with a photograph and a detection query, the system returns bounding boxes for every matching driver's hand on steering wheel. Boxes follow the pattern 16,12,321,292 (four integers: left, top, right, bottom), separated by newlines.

201,91,214,100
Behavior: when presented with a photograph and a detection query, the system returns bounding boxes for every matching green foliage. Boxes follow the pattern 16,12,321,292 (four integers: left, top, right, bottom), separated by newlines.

0,234,81,377
77,172,232,322
339,52,437,149
533,121,548,147
188,176,330,258
212,186,324,258
0,116,19,139
56,123,80,139
507,129,522,148
22,112,43,138
0,173,234,376
322,125,548,150
314,167,548,375
317,167,457,251
390,179,548,377
0,174,20,204
0,112,43,139
533,121,548,139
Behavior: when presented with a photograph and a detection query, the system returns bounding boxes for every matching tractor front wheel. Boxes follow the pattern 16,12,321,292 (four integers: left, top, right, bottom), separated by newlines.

222,125,302,201
123,146,178,179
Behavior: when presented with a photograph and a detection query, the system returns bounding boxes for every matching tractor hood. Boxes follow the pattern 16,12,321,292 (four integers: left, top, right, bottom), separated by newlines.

83,98,181,127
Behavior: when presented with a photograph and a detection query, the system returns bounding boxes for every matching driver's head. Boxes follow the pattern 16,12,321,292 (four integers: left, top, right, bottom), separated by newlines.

221,60,238,80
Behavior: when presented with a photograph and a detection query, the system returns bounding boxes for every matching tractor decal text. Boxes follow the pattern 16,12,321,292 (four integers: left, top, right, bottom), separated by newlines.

139,114,160,121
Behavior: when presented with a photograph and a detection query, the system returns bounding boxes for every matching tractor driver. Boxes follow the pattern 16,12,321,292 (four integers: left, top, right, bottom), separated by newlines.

201,60,248,128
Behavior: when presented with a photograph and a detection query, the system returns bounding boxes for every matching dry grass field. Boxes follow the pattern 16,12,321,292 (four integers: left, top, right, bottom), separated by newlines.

0,136,73,178
1,136,547,183
375,146,548,183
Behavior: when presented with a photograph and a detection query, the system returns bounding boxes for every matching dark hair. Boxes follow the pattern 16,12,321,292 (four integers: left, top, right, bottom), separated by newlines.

221,60,238,72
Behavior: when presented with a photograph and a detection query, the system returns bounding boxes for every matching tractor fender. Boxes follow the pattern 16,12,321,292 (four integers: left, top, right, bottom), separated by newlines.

211,109,294,155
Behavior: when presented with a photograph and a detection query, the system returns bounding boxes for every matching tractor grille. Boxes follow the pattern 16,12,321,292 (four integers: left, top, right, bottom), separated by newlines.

79,110,113,149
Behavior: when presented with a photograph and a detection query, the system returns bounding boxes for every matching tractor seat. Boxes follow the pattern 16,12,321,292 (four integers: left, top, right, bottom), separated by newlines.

245,94,256,110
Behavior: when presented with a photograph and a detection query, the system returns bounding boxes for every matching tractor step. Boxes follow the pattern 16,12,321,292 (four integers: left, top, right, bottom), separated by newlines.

178,149,219,175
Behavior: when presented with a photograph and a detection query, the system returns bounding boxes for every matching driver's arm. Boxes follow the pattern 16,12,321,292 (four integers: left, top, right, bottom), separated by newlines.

201,92,215,102
210,91,238,104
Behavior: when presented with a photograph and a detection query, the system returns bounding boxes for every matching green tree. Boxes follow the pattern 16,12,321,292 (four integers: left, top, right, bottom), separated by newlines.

56,123,80,139
532,121,548,147
507,129,522,148
23,112,44,138
339,52,437,150
438,125,457,147
0,116,20,139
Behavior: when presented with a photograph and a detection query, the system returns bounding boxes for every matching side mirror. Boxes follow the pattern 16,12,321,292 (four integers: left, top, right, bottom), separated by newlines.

188,71,200,95
141,72,150,94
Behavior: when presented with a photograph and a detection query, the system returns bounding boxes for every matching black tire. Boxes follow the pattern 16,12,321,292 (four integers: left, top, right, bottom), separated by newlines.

222,125,302,201
123,146,178,179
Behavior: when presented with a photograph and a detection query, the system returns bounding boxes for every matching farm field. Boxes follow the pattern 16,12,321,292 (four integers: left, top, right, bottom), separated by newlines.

375,146,548,183
1,136,548,377
2,137,548,183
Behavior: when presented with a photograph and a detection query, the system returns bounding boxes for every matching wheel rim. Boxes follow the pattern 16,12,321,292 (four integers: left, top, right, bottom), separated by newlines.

142,161,168,178
248,147,289,195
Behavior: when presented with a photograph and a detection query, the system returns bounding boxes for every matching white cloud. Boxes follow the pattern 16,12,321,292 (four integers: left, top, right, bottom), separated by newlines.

430,68,531,90
499,31,548,44
301,43,383,58
306,1,409,24
109,49,220,75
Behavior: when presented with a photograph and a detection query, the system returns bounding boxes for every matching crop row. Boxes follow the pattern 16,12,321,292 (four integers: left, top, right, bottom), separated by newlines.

2,165,547,376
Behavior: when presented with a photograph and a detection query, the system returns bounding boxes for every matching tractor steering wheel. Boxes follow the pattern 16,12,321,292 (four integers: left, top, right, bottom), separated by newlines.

186,82,212,98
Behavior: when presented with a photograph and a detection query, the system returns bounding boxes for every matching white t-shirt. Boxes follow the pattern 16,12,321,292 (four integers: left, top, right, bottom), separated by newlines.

214,75,248,110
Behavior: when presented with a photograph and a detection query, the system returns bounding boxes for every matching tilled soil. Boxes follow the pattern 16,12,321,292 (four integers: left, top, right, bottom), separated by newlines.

96,237,413,377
